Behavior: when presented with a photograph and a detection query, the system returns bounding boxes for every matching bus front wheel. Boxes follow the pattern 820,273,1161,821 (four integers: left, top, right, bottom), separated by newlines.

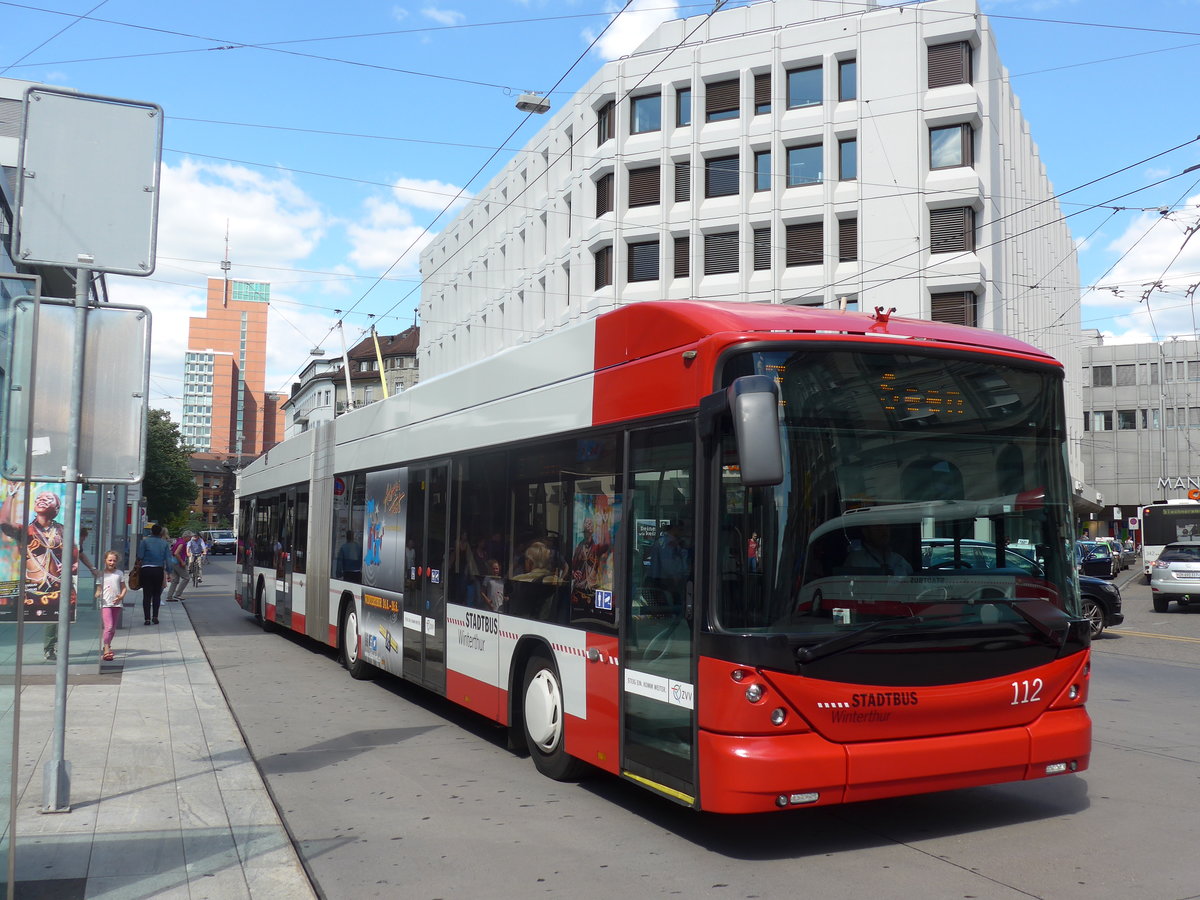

341,604,372,681
522,652,586,781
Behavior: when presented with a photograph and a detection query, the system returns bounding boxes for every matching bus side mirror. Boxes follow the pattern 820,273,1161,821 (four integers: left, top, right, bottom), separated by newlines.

728,375,784,487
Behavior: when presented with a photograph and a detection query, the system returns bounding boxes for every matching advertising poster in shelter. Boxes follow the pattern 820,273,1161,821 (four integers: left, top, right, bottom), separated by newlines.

570,490,619,628
360,467,407,665
0,480,78,624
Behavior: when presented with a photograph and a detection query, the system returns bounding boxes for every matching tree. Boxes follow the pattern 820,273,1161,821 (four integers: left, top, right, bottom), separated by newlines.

143,409,196,524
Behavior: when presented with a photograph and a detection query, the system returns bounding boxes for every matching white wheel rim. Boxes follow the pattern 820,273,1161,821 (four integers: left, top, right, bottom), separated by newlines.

525,668,563,753
345,610,359,663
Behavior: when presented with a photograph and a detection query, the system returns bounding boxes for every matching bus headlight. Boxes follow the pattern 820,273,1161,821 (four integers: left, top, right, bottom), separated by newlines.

745,684,764,703
770,707,787,726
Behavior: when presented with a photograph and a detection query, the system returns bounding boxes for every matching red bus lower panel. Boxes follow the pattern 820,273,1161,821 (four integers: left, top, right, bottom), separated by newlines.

445,669,505,724
698,707,1091,814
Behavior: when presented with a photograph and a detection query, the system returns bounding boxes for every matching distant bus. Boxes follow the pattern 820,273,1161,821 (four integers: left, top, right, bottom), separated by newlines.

234,301,1091,814
1140,499,1200,581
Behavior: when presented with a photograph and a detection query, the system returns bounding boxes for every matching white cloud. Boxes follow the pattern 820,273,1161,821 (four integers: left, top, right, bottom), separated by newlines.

156,159,326,267
390,176,472,213
1082,199,1200,341
345,196,433,272
586,0,678,61
422,6,465,26
104,158,331,420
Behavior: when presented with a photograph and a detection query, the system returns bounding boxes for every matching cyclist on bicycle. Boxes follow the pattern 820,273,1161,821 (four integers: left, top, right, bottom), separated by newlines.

186,532,207,586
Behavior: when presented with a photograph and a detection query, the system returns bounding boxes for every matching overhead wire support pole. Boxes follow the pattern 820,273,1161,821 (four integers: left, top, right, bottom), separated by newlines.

44,264,91,812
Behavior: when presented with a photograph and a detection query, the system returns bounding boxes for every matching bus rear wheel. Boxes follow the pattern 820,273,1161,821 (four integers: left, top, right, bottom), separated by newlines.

341,604,372,680
522,652,586,781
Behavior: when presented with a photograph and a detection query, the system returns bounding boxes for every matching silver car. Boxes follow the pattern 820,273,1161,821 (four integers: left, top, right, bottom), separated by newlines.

1149,543,1200,613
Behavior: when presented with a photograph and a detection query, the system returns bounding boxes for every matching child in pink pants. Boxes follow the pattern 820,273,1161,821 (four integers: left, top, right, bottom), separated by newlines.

98,551,127,661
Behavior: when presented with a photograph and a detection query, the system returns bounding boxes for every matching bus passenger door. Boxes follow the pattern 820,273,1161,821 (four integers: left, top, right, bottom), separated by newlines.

403,464,449,692
273,489,296,629
622,425,696,805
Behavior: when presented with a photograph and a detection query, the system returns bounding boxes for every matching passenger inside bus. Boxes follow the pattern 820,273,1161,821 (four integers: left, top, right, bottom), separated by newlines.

508,541,559,620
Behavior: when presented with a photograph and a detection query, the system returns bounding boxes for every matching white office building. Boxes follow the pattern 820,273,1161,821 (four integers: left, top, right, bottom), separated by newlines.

418,0,1086,484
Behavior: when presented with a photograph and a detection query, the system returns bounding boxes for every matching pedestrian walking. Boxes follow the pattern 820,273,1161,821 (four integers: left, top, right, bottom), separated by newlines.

136,524,173,625
166,530,190,601
97,550,126,661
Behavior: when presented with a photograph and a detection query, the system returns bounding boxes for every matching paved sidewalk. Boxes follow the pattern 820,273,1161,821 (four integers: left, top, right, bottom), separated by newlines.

10,591,318,899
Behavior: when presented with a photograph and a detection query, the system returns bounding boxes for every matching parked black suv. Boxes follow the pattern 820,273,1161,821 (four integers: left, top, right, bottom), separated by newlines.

1078,574,1124,638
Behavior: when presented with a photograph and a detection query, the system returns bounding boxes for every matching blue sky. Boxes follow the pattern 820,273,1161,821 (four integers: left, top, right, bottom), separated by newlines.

3,0,1199,417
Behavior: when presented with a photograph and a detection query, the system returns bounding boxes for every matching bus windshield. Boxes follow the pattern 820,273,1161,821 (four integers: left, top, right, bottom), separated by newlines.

715,347,1078,653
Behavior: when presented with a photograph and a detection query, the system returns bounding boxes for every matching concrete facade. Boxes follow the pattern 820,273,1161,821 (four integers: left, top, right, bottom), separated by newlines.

1080,335,1200,534
417,0,1084,482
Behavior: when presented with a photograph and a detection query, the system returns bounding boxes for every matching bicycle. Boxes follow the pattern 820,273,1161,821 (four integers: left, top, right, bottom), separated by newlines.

188,556,203,587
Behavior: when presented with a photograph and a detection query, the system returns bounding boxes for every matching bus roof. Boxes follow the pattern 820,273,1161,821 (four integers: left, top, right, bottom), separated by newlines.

593,301,1062,370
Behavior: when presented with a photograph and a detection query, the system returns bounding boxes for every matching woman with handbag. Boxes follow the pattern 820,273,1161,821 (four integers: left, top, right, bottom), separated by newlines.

136,524,173,625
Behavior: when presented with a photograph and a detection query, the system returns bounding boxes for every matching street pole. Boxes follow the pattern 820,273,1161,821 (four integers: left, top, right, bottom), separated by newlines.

43,266,90,812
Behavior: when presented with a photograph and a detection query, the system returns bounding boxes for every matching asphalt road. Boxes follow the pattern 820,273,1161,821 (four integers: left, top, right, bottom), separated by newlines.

187,558,1200,900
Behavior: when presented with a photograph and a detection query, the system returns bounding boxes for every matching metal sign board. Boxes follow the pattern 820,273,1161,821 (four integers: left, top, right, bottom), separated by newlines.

13,87,162,276
0,273,39,484
5,299,151,483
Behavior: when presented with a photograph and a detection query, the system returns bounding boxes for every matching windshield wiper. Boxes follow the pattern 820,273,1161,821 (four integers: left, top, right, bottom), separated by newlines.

974,597,1071,648
795,613,967,665
793,601,1072,666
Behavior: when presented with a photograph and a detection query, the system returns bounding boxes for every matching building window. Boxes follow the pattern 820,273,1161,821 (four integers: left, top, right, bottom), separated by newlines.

676,86,692,126
930,124,974,169
929,206,976,253
706,155,740,197
786,144,822,186
786,65,821,108
1091,365,1113,387
674,161,691,202
753,227,771,270
597,100,615,144
839,59,857,101
627,240,660,282
594,245,613,289
785,222,822,267
1116,364,1136,386
839,138,857,180
754,72,771,114
704,231,739,275
754,151,771,191
838,217,858,262
706,78,739,121
595,172,614,217
1117,409,1137,430
930,290,978,327
928,41,972,89
673,236,690,278
628,165,661,207
631,94,661,134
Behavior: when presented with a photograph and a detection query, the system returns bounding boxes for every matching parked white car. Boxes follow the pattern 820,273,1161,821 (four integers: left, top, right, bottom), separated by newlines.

1149,542,1200,613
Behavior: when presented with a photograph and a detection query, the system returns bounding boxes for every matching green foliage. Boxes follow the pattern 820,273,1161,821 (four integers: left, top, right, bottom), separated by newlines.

143,409,197,523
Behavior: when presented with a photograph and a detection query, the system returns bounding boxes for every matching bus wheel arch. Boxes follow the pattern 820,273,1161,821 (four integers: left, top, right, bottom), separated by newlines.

339,594,372,680
517,643,587,781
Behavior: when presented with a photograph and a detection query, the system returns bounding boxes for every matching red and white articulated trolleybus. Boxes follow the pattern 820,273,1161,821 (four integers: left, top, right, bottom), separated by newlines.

235,301,1091,813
